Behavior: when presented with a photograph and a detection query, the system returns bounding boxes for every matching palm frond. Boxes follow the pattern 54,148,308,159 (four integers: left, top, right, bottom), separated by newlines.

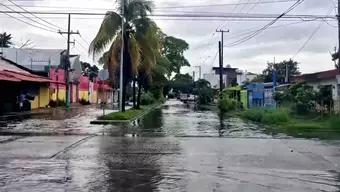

129,35,141,75
89,11,122,56
126,0,153,21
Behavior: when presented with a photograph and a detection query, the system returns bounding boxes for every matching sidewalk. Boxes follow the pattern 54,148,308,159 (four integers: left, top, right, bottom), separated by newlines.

0,103,113,120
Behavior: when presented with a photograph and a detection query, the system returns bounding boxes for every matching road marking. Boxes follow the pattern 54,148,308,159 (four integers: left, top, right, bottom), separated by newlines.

50,135,95,158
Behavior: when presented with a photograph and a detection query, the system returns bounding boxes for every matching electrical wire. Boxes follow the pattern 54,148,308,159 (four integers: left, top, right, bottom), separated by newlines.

225,0,304,47
6,0,64,30
292,7,334,59
0,3,59,32
0,10,57,33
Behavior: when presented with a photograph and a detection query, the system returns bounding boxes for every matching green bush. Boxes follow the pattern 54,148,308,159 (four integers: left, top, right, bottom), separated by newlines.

261,108,290,124
218,98,238,113
141,92,155,105
327,115,340,129
241,108,290,124
241,109,264,122
101,108,143,120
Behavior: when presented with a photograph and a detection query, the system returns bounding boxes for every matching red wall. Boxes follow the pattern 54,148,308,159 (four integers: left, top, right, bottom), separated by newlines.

49,68,66,89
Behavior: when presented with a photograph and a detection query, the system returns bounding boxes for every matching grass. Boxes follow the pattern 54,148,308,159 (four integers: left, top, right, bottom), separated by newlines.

240,108,340,140
99,105,156,121
241,108,291,125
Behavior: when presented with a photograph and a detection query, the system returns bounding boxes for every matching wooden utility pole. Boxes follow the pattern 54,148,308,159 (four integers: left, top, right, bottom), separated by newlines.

58,14,79,108
219,41,223,98
216,29,229,70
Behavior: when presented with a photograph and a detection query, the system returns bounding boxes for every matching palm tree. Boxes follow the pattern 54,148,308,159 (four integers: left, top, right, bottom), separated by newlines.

89,0,159,112
0,32,13,48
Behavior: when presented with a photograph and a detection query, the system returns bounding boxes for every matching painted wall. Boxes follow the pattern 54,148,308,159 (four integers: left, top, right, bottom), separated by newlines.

49,68,66,102
78,76,89,101
31,85,50,109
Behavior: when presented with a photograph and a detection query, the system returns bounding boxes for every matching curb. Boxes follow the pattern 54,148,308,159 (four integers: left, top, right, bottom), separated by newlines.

90,104,161,125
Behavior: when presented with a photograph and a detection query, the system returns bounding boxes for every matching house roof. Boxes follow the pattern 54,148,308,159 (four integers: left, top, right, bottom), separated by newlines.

0,57,51,83
293,69,340,82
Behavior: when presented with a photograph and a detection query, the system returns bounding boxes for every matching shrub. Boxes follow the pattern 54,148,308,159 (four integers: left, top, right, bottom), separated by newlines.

49,100,66,107
241,108,290,124
141,92,155,105
218,98,238,113
79,98,90,105
241,109,264,122
261,108,290,124
327,116,340,129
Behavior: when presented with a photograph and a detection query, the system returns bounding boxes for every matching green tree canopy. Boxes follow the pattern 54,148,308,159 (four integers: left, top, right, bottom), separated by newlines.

254,59,300,84
171,73,193,94
0,32,13,48
163,36,190,78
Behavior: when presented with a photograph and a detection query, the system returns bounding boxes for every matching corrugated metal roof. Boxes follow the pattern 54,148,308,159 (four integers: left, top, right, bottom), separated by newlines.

0,57,51,83
0,59,30,74
1,48,64,71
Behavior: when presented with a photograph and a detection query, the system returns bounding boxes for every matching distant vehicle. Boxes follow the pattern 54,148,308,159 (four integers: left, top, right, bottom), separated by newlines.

179,94,196,103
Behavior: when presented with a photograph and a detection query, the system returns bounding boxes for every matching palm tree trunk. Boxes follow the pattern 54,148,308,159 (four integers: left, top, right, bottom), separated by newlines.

136,77,142,109
132,76,136,108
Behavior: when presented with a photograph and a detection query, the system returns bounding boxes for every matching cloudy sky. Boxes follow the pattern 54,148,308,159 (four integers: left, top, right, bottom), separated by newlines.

0,0,338,76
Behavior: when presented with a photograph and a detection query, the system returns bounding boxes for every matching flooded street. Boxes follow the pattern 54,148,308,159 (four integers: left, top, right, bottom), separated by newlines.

1,100,340,191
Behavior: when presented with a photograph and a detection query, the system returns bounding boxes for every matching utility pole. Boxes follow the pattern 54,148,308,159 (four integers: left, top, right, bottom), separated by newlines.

216,29,229,70
219,41,223,98
194,66,202,80
58,14,79,108
119,0,125,112
338,0,340,71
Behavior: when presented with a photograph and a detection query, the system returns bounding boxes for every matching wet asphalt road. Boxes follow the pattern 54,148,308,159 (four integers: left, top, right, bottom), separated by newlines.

0,100,340,191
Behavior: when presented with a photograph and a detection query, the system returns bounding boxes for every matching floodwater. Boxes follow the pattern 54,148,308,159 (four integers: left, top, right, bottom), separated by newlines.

0,100,283,139
1,100,340,191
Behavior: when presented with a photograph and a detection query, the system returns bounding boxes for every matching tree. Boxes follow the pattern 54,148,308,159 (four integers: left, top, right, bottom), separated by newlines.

163,36,190,78
255,59,300,84
170,73,193,94
81,61,99,81
89,0,159,112
193,79,214,105
0,32,13,48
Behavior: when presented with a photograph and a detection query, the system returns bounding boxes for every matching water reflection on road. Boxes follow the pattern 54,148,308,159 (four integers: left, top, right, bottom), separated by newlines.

110,100,278,138
0,100,284,138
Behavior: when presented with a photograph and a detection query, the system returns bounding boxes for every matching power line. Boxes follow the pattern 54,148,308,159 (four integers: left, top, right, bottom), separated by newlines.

0,10,57,33
0,0,302,11
6,0,64,30
155,0,298,9
226,0,305,47
0,10,335,20
292,7,334,59
0,3,60,32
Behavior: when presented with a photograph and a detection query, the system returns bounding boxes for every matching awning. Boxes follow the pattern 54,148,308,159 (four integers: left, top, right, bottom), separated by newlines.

0,73,21,82
0,70,51,83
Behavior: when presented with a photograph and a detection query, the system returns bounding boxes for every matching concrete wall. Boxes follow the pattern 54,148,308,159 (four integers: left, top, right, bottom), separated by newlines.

31,85,50,109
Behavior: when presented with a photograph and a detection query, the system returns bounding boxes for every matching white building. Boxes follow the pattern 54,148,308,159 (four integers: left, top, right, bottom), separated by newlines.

237,70,257,85
294,69,340,113
203,73,227,89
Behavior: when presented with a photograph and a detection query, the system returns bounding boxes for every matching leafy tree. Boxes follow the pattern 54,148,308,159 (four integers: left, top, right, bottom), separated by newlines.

81,61,99,81
163,36,190,78
193,79,214,105
170,73,193,94
89,0,159,111
274,82,317,114
0,32,13,48
255,59,300,84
